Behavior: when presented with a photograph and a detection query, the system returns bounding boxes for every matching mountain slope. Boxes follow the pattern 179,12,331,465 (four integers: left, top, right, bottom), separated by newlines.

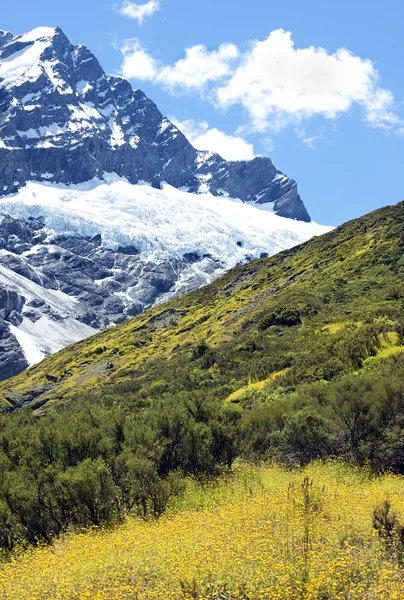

1,199,403,411
0,200,404,554
0,26,309,221
0,182,327,381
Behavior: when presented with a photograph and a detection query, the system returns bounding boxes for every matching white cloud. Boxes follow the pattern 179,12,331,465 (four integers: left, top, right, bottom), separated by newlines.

120,38,158,80
171,118,255,161
118,39,238,91
260,137,275,153
295,127,324,149
216,29,399,132
117,29,401,136
116,0,160,24
362,88,399,128
157,43,238,92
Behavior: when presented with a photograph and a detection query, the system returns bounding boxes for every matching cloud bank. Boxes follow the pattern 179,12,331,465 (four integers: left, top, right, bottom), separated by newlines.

120,39,238,91
118,29,400,136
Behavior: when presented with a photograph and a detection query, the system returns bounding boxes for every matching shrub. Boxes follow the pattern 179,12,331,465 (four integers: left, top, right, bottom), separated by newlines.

191,340,210,361
258,305,301,331
275,408,334,464
373,500,404,562
57,458,120,526
120,455,185,517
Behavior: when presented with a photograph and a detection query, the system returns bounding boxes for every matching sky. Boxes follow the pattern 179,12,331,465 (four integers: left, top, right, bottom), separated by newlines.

2,0,404,225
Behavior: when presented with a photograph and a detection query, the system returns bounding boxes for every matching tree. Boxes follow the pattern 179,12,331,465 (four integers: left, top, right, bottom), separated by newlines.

57,458,119,526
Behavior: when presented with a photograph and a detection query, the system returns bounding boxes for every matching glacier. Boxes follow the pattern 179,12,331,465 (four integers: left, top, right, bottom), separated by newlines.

0,177,329,268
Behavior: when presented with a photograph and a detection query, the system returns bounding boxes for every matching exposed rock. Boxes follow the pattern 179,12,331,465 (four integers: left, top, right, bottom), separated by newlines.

0,319,28,380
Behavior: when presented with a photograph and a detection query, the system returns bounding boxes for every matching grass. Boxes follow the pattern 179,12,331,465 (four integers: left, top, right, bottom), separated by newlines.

1,461,404,600
321,322,355,334
225,369,289,403
364,332,404,363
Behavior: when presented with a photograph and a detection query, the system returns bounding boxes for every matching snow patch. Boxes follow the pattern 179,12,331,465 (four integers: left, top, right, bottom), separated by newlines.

129,135,140,149
18,27,58,42
76,80,93,95
109,120,126,147
0,40,48,86
0,264,79,314
35,140,57,149
9,323,45,365
11,316,97,366
1,262,98,365
159,119,172,134
17,128,40,138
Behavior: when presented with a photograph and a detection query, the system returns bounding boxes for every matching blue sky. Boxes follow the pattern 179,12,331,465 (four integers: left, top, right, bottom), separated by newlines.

2,0,404,225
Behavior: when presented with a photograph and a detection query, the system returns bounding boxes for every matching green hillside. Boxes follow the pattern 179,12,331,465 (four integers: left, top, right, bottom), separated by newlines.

1,200,404,411
1,200,404,549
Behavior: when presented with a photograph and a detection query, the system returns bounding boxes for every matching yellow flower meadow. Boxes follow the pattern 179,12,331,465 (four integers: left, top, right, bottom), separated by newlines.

1,461,404,600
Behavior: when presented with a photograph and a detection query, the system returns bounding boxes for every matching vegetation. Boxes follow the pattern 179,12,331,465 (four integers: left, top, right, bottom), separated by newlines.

1,200,404,592
258,305,301,330
0,394,237,548
1,462,404,599
1,353,404,548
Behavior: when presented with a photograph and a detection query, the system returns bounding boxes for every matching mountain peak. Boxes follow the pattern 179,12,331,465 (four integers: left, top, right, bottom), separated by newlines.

17,26,60,42
0,30,14,47
0,25,311,222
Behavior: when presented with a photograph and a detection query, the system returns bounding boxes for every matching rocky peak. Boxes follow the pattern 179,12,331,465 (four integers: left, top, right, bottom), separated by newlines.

0,26,310,221
0,31,14,48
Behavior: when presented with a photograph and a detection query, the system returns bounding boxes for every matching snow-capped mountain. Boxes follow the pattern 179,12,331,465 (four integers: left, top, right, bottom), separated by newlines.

0,26,309,221
0,26,329,381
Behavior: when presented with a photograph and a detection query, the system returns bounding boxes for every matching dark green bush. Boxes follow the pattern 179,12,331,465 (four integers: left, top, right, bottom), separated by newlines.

258,305,301,331
191,340,210,361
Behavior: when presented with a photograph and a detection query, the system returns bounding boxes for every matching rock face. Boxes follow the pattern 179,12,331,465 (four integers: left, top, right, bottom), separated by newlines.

0,297,28,380
0,26,310,222
0,211,222,380
0,323,28,381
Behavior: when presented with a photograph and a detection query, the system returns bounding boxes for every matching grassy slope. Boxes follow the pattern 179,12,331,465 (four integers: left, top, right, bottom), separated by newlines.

1,200,404,411
1,461,404,600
